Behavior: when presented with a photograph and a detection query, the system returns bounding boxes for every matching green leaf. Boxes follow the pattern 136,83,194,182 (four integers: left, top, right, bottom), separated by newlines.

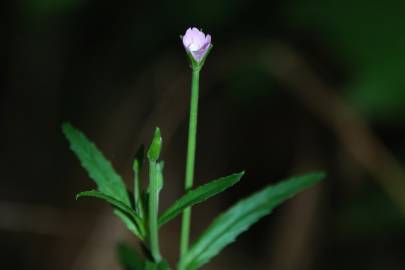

147,128,162,162
159,171,244,226
76,190,144,236
114,210,144,241
117,243,146,270
156,161,164,192
62,123,130,206
145,260,171,270
133,145,145,175
179,172,325,270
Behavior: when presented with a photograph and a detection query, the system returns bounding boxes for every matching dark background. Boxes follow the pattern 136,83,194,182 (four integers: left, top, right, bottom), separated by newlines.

2,0,405,269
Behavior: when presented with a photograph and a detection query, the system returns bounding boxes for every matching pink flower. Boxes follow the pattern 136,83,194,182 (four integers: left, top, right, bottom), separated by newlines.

182,27,212,62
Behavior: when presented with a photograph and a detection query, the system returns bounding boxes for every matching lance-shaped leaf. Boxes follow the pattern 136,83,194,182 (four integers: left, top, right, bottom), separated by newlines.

114,210,144,241
179,172,325,270
159,172,244,226
117,243,146,270
62,122,130,206
76,190,144,236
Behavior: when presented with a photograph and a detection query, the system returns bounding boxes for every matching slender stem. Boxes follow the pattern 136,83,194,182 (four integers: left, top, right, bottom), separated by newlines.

148,160,161,262
180,68,200,258
133,159,144,218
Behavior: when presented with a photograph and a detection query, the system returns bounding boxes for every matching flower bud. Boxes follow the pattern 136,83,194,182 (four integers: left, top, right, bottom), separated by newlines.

147,127,162,162
182,27,212,64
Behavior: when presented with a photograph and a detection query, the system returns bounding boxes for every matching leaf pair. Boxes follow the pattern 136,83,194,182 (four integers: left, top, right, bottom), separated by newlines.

178,172,325,270
63,123,145,240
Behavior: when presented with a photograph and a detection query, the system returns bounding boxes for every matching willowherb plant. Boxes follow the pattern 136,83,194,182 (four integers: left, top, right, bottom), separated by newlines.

62,27,325,270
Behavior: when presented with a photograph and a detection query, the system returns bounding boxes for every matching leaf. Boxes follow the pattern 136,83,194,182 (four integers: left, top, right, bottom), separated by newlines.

76,190,144,235
179,172,325,270
114,210,144,241
159,172,244,226
145,260,171,270
117,243,146,270
62,123,130,206
156,161,164,192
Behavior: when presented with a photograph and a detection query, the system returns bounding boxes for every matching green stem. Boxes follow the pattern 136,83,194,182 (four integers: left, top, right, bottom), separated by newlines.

133,159,144,218
180,68,200,259
149,160,162,262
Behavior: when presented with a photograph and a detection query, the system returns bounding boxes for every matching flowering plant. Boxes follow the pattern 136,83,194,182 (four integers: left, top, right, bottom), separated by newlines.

63,27,325,270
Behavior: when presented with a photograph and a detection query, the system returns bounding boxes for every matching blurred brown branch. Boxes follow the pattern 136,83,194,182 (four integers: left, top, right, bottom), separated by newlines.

265,41,405,212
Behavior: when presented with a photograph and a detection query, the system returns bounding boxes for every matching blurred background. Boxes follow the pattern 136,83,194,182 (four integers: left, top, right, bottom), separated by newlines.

2,0,405,269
